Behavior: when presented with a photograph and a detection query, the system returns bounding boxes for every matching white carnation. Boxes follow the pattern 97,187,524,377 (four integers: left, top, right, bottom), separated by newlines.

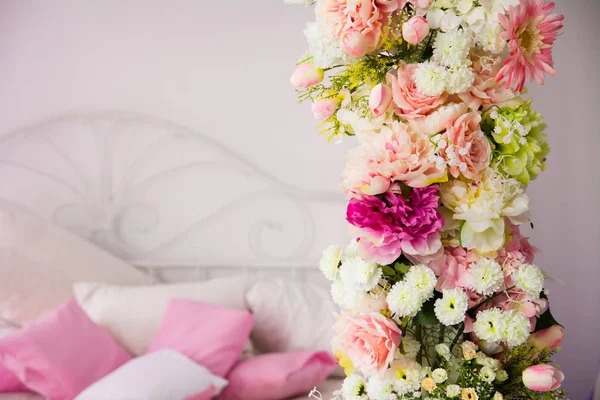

304,22,353,69
365,375,394,399
339,256,382,292
432,368,448,383
473,308,506,343
480,366,496,383
319,245,341,281
386,360,423,395
414,61,449,96
446,384,462,398
343,239,360,261
433,30,472,68
387,281,422,318
467,258,504,296
513,264,544,299
331,279,359,309
434,288,469,326
341,374,366,398
502,310,531,347
398,336,421,360
405,265,437,302
446,64,475,94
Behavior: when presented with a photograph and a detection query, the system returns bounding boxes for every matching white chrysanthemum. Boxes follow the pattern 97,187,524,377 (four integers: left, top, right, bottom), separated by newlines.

331,280,359,309
319,245,341,281
495,369,509,382
503,311,531,347
365,375,394,399
343,239,360,261
432,368,448,383
397,336,421,360
434,288,469,326
513,264,544,299
473,308,506,343
446,384,462,398
480,366,496,383
476,352,500,370
478,18,506,53
433,30,472,68
387,282,422,318
386,360,423,395
341,374,365,398
339,256,382,292
414,61,449,96
435,343,450,359
405,265,437,301
467,258,504,296
446,64,475,94
304,22,353,69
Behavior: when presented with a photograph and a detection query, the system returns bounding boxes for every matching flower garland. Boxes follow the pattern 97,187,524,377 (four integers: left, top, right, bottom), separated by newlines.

287,0,565,399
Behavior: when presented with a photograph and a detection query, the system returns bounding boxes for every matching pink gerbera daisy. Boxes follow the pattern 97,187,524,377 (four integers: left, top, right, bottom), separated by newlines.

495,0,564,92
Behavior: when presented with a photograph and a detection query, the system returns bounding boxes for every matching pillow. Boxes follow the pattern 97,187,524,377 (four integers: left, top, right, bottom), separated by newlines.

147,299,253,378
75,349,227,400
0,300,131,400
245,278,338,354
0,325,30,393
73,275,253,355
216,351,337,400
0,199,151,325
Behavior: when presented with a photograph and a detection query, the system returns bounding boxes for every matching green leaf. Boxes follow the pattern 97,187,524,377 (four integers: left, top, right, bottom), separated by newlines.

381,265,396,277
414,298,440,326
393,262,410,274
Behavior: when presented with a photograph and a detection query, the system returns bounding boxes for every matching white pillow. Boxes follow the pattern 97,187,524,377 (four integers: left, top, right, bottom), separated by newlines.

75,349,227,400
74,275,253,355
245,278,338,354
0,199,151,325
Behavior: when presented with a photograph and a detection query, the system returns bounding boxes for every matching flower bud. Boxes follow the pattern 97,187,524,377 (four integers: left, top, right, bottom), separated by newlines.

402,16,430,45
528,325,565,351
368,84,393,116
290,62,324,88
522,364,564,391
341,30,370,58
312,98,339,120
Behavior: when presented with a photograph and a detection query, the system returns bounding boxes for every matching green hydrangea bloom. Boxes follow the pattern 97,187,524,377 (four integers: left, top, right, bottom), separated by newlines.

482,99,550,185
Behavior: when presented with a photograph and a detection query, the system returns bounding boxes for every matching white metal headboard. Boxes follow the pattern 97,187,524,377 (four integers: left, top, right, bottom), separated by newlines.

0,112,348,282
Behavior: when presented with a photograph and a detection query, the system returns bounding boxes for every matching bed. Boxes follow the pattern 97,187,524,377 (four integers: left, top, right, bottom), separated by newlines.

0,112,348,399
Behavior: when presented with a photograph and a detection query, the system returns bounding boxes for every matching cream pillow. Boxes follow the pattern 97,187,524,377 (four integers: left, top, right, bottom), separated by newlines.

74,275,253,355
0,199,151,325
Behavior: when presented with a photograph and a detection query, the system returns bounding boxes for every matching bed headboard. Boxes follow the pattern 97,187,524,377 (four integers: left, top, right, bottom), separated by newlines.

0,112,348,283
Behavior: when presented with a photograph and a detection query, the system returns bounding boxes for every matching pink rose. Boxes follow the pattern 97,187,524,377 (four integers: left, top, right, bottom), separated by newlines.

316,0,399,58
290,62,324,88
440,111,491,180
402,16,430,45
369,83,393,116
528,325,566,351
389,63,447,119
335,312,401,376
312,98,339,120
522,364,564,392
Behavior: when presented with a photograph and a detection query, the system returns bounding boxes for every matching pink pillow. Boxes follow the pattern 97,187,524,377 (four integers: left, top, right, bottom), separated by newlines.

216,351,337,400
147,299,253,378
0,300,131,400
0,363,29,393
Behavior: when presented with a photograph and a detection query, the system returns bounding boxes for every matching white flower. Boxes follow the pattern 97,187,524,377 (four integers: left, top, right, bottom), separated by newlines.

304,22,353,69
341,374,366,398
446,64,475,94
502,310,531,347
432,368,448,383
435,343,450,359
493,392,504,400
433,30,472,68
397,336,421,360
479,0,519,12
495,369,509,382
479,366,496,383
319,245,341,281
386,360,423,395
365,375,394,399
473,308,506,343
513,264,544,299
434,288,469,326
414,61,449,96
387,282,422,318
405,265,437,301
339,256,382,292
343,239,360,261
467,258,504,296
476,352,500,370
331,279,359,309
446,384,462,398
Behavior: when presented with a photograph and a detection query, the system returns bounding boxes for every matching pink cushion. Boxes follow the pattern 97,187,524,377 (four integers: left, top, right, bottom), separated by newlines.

0,363,29,393
0,300,132,400
216,351,337,400
147,299,253,378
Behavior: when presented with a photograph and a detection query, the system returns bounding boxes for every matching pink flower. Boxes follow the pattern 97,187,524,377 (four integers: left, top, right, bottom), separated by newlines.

522,364,564,392
402,16,430,45
439,111,491,181
389,63,447,119
369,83,393,116
342,121,447,195
290,62,324,88
316,0,399,58
529,325,565,351
429,246,471,291
335,312,401,377
346,185,444,265
312,98,339,120
495,0,564,92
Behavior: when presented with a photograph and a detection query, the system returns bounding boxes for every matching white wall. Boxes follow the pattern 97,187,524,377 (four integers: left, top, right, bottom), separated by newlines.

0,1,598,397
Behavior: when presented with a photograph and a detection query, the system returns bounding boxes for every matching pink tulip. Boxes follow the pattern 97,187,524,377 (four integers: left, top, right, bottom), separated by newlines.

312,98,339,120
402,16,430,45
341,30,370,58
368,84,393,116
522,364,564,391
528,325,565,351
290,62,324,88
